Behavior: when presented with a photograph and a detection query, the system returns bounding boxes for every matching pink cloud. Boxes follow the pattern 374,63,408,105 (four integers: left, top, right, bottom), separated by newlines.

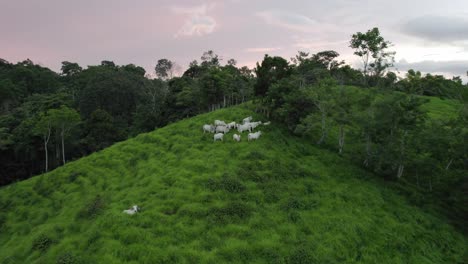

172,4,217,37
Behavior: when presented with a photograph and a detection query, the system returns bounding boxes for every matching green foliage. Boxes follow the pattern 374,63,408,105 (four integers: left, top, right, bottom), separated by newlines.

350,27,395,80
77,195,105,219
32,234,55,252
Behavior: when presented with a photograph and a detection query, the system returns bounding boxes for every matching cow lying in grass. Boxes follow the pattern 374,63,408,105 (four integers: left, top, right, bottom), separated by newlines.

123,205,139,215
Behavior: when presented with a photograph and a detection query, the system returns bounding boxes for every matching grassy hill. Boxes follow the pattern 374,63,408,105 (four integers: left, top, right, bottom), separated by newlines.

0,105,466,263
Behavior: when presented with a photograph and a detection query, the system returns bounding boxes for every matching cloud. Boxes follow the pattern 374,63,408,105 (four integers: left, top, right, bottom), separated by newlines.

402,15,468,43
395,59,468,80
244,47,281,53
173,4,217,37
256,10,329,33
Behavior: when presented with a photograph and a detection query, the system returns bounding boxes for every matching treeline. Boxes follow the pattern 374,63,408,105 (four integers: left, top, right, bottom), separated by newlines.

0,51,254,185
253,28,467,229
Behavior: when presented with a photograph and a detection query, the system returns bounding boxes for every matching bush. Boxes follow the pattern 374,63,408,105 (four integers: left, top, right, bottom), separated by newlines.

77,195,105,219
281,197,306,212
33,178,53,197
32,234,54,252
68,171,83,183
208,202,251,225
286,247,315,264
206,174,246,193
56,252,79,264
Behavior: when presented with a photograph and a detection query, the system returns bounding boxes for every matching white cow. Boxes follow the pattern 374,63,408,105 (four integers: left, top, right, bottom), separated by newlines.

242,116,252,124
233,134,241,142
248,131,262,141
214,120,226,126
215,125,230,134
203,124,215,133
123,205,139,215
226,121,236,129
263,121,271,126
249,121,262,130
237,123,251,133
214,133,224,142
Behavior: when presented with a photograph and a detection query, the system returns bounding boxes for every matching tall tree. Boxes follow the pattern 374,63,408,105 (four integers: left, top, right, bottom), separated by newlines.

33,112,53,172
155,59,174,79
49,106,80,165
254,55,291,97
349,27,395,84
60,61,82,77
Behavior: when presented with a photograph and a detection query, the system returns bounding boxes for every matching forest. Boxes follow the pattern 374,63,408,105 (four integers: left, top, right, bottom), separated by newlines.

1,28,467,230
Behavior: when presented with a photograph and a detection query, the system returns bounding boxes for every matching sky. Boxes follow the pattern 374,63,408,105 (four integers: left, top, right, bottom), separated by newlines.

1,0,467,80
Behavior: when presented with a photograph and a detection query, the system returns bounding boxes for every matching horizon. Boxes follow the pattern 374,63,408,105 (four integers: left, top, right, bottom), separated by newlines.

1,0,467,81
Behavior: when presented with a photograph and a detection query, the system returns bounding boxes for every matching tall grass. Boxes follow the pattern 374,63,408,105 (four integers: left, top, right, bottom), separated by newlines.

0,104,466,263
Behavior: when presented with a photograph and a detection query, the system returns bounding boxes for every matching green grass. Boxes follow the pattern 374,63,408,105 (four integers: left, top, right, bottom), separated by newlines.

0,104,466,263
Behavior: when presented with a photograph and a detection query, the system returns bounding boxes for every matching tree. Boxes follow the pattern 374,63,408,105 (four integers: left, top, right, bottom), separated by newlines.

371,94,428,179
350,27,395,84
200,50,220,68
295,78,336,144
60,61,82,77
155,59,174,79
333,87,355,154
83,109,122,152
254,55,291,97
227,59,237,66
49,106,80,165
33,112,53,172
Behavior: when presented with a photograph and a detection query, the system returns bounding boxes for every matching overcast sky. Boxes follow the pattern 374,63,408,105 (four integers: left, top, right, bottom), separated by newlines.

1,0,467,80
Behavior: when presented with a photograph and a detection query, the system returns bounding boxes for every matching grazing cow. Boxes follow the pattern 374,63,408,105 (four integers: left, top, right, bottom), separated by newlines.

203,124,215,133
216,125,230,134
214,133,224,142
233,134,241,142
248,131,262,141
214,120,226,126
248,121,262,130
237,123,251,133
123,205,139,215
227,121,236,129
242,116,252,124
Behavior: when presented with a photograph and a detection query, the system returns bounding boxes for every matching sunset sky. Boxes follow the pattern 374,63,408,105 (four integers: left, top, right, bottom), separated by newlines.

1,0,467,80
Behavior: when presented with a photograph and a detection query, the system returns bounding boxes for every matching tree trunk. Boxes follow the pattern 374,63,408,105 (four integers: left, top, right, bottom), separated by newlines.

61,130,66,165
317,108,327,145
43,126,51,172
445,159,453,170
338,125,345,154
396,164,404,179
363,133,371,167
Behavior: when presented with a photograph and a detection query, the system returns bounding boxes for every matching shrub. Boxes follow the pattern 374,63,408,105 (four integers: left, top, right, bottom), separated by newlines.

281,197,306,212
33,178,53,197
286,247,315,264
32,234,54,252
77,195,105,219
68,171,82,183
208,202,251,224
206,174,246,193
56,252,79,264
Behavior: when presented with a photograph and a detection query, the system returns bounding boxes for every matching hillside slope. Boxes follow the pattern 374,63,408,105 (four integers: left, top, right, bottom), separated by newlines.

0,105,466,263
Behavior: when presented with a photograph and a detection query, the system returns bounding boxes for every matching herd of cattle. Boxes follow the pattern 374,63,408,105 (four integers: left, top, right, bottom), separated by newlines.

203,116,270,142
